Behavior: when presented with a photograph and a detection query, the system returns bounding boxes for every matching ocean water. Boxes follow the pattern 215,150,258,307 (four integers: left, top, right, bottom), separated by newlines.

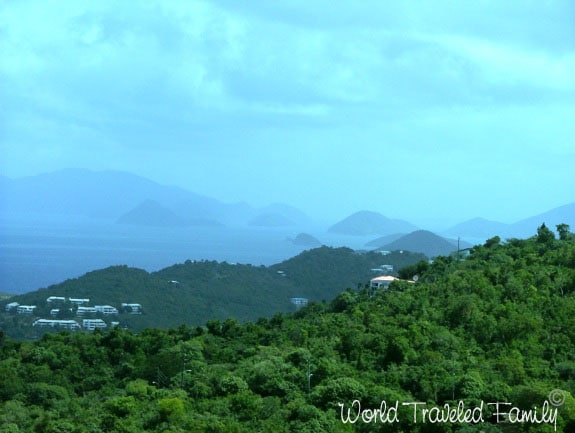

0,217,371,294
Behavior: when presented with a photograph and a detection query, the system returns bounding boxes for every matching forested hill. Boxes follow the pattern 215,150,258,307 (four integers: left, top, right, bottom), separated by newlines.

0,224,573,432
0,247,425,338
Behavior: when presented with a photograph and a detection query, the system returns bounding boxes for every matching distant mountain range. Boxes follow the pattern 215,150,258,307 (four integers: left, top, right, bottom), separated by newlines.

1,169,572,239
1,168,196,219
443,203,575,239
0,169,314,228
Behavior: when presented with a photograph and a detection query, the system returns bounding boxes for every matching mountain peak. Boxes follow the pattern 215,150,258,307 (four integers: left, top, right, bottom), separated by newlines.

117,200,187,227
328,210,418,236
378,230,468,258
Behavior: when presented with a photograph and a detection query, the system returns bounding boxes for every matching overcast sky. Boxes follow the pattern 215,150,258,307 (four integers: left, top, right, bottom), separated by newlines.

1,1,574,227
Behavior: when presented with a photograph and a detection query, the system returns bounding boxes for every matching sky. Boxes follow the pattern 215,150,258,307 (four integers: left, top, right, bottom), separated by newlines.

1,0,574,227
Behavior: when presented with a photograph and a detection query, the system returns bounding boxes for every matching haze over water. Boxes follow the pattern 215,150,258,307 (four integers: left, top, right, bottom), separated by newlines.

0,216,378,294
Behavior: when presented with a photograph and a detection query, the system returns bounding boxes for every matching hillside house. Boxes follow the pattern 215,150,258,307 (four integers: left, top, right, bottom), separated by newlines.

50,308,60,317
369,275,399,290
46,296,66,303
33,319,80,330
95,305,119,315
76,306,97,316
121,303,142,314
290,297,308,307
82,319,107,331
17,305,37,314
371,264,394,275
69,298,90,305
375,250,391,255
5,302,19,312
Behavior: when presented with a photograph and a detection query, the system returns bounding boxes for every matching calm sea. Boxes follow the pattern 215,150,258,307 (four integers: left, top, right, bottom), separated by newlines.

0,217,371,294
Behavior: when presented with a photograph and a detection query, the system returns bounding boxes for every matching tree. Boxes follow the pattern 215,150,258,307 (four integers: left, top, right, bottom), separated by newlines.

557,223,572,241
537,223,555,244
484,235,501,249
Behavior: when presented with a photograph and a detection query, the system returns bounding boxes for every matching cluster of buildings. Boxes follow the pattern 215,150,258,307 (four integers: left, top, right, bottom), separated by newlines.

5,303,37,315
4,296,143,332
369,263,404,290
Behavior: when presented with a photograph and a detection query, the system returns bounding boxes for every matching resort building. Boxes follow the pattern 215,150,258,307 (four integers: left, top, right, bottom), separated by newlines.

121,303,142,314
69,298,90,305
33,319,80,330
16,305,37,314
95,305,119,315
76,306,97,316
82,319,107,331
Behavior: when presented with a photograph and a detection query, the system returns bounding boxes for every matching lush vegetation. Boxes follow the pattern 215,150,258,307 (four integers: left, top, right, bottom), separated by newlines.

0,224,574,432
0,247,424,339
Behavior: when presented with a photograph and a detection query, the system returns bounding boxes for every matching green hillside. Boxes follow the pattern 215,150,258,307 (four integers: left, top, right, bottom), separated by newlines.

377,230,470,258
0,224,573,432
0,247,426,339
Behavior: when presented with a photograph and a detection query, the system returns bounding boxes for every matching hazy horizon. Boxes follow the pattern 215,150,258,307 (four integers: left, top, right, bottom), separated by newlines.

1,167,573,231
1,1,574,227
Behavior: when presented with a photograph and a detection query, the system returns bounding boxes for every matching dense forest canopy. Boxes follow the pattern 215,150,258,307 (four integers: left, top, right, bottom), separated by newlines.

0,224,574,432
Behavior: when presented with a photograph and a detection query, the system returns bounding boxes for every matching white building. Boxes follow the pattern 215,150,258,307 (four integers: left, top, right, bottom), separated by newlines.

50,308,60,317
17,305,37,314
46,296,66,303
121,303,142,314
33,319,80,330
290,297,308,307
371,265,394,274
95,305,119,315
82,319,107,331
369,275,399,289
376,250,391,256
5,302,19,312
69,298,90,305
76,306,97,316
